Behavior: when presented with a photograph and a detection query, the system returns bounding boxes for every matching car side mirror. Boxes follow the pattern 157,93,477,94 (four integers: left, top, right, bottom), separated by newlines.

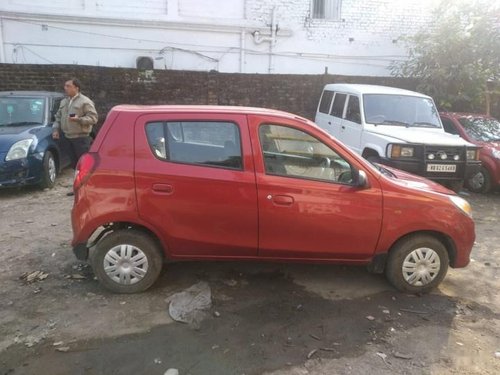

355,169,369,188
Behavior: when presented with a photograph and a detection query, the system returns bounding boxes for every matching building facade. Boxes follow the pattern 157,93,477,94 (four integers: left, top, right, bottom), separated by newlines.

0,0,436,76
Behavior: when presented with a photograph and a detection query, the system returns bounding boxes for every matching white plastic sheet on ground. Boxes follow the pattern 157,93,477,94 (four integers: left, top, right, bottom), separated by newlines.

166,282,212,328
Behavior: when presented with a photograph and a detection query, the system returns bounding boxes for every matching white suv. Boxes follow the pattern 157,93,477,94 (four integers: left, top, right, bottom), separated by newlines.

315,84,481,191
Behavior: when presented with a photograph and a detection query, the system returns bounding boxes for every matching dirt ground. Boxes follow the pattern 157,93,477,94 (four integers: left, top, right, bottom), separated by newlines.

0,170,499,375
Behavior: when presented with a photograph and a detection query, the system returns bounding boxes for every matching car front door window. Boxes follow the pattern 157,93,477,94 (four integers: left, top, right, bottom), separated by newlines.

259,124,353,184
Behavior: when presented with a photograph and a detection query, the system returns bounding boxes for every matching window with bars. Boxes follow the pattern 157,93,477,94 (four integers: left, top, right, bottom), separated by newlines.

312,0,342,20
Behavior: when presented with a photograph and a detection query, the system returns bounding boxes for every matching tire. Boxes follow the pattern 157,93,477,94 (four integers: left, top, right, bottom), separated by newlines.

385,234,449,294
91,229,163,293
39,151,57,189
466,167,492,194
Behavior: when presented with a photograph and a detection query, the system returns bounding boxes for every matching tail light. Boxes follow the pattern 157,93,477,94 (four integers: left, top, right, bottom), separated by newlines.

74,153,98,191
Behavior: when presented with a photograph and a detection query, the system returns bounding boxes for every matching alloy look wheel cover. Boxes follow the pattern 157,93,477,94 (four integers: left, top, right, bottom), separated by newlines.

402,247,441,286
103,244,149,285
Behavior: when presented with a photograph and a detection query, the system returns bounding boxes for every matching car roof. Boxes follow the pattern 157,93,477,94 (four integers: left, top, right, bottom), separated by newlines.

0,91,64,98
322,84,431,98
111,105,314,123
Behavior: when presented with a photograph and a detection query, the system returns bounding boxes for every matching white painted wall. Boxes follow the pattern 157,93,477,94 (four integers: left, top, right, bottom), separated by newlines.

0,0,437,75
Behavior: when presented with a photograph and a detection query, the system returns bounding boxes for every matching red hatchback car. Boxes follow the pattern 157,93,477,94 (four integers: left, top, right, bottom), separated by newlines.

440,112,500,193
71,106,475,294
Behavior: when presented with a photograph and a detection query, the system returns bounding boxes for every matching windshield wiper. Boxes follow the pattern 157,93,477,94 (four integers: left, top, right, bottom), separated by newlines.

0,121,41,126
412,121,439,128
371,162,396,177
378,120,411,127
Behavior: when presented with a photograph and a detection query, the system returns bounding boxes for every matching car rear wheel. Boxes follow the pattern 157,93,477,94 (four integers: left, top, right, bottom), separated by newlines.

39,151,57,189
467,167,492,194
385,234,449,293
91,229,163,293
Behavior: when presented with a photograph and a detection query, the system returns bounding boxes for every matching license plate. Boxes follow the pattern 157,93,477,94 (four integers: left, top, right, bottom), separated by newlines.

427,164,456,172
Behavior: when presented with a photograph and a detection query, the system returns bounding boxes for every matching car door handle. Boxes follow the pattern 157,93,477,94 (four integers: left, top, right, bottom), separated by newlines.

152,183,173,194
268,194,294,206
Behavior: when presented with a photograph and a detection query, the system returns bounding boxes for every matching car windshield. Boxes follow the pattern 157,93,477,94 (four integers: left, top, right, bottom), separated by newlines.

0,97,45,126
363,94,441,128
458,117,500,142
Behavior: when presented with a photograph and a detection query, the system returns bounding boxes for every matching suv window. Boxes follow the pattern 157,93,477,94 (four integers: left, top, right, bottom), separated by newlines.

318,90,334,114
259,124,353,184
441,117,459,135
146,121,242,170
345,95,361,124
330,93,347,118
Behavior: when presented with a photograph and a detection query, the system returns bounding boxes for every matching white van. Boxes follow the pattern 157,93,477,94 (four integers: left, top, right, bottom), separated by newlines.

315,84,481,191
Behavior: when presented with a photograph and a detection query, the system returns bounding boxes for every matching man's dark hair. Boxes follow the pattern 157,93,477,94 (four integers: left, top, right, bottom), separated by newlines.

69,78,81,91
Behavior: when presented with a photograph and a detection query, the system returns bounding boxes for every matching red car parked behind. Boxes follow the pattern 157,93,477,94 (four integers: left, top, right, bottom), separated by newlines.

71,106,475,294
440,112,500,193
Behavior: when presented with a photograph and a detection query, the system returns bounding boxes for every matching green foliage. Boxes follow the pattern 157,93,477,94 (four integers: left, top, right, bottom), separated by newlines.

391,0,500,112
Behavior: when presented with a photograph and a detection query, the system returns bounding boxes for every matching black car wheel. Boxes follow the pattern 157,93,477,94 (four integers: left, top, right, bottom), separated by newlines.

385,234,449,294
467,167,492,194
39,151,57,189
91,229,163,294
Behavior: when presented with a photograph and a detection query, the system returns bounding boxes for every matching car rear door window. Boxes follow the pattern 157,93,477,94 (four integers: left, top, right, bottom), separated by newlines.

146,121,242,169
318,90,334,114
345,95,361,124
330,93,347,118
259,124,353,184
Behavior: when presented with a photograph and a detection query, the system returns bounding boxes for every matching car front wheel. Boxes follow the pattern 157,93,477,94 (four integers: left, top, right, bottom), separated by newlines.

91,229,163,293
385,234,449,293
39,151,57,189
467,167,492,194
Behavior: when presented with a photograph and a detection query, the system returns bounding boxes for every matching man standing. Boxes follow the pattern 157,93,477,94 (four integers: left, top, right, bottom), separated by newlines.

52,78,98,195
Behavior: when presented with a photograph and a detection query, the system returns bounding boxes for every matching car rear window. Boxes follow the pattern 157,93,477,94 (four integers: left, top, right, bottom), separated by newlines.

318,90,334,114
330,93,347,118
145,121,242,170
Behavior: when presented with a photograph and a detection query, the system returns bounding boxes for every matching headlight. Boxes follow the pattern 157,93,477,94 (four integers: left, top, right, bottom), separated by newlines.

390,145,414,158
466,149,478,160
492,149,500,160
5,139,34,161
449,195,472,218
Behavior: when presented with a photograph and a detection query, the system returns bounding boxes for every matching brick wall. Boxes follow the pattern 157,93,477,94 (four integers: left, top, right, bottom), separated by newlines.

1,64,496,127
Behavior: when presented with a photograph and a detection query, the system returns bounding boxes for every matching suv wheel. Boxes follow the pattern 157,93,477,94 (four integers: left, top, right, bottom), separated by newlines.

467,167,492,194
92,229,163,293
385,234,449,294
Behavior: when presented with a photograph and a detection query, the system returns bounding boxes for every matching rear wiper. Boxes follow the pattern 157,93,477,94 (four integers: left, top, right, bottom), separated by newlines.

412,122,439,128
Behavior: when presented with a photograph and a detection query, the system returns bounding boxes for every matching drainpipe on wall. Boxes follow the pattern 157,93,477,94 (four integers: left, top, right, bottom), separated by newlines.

240,30,245,73
252,6,277,73
0,18,6,63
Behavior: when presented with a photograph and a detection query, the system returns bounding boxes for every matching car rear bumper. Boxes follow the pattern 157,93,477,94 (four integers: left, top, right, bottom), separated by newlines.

73,243,89,261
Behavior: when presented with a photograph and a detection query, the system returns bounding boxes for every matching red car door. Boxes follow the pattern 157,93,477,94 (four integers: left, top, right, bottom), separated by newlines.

249,115,383,260
134,112,258,258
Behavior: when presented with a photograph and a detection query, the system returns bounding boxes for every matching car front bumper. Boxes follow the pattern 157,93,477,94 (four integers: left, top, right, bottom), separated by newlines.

0,153,43,188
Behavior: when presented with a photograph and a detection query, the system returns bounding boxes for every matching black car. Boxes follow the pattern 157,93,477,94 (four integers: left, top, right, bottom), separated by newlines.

0,91,71,189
